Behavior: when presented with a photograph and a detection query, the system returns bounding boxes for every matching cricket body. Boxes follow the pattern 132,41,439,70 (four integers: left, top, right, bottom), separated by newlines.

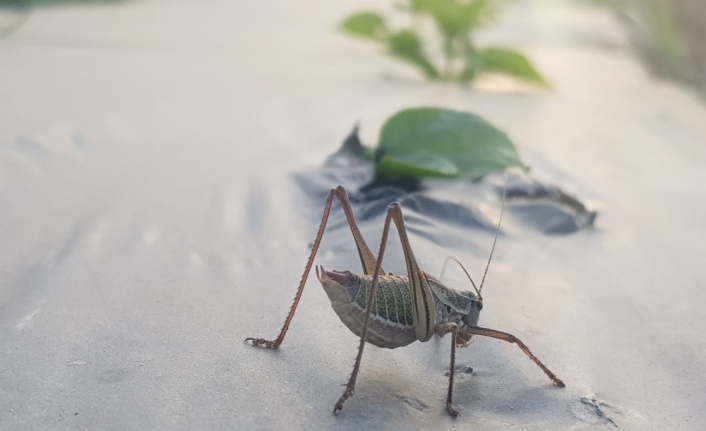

317,267,481,349
245,185,564,417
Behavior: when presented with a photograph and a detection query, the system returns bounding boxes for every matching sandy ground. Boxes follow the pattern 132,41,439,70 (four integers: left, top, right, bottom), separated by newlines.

1,0,706,430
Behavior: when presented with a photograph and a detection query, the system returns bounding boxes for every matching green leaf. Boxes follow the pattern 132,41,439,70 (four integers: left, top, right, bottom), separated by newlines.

377,153,460,177
459,48,480,83
387,29,439,79
478,47,551,88
375,107,526,179
364,145,375,162
341,12,387,41
423,0,498,39
404,0,435,14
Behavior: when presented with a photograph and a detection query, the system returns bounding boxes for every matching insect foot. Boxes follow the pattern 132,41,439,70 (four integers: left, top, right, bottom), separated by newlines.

333,387,355,414
446,403,459,417
244,337,279,349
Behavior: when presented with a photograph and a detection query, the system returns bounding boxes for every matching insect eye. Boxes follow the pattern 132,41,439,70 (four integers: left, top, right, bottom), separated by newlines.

446,305,452,314
476,301,483,311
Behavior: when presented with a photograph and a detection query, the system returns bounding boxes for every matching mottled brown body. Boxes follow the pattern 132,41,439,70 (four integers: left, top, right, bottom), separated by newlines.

317,268,481,348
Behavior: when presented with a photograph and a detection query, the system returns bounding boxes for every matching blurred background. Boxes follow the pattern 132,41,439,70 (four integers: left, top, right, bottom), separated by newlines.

2,0,706,92
587,0,706,93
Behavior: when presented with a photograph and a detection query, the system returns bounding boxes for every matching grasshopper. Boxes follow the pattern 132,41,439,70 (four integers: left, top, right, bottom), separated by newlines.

245,185,564,416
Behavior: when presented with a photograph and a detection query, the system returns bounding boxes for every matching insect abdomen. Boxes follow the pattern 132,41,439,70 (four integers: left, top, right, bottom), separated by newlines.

318,270,417,349
355,274,415,327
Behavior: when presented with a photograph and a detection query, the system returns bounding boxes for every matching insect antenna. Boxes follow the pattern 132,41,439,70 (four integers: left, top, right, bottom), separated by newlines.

440,256,481,299
478,180,507,296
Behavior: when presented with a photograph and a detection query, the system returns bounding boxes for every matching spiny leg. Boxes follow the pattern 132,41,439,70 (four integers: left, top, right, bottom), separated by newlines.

464,325,565,387
332,207,392,413
334,202,436,413
334,187,382,276
436,322,461,417
244,186,380,349
392,206,436,343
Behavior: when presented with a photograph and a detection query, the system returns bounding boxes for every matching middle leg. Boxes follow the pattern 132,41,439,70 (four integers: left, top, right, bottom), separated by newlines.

436,322,461,417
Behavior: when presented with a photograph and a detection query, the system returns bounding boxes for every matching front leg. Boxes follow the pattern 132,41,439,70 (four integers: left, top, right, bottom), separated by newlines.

464,325,565,387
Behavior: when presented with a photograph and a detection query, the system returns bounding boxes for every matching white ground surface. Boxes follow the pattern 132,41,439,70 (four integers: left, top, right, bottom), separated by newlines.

1,1,706,430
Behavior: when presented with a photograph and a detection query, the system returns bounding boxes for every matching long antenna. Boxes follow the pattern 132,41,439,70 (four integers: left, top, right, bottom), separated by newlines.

440,256,481,299
478,179,507,295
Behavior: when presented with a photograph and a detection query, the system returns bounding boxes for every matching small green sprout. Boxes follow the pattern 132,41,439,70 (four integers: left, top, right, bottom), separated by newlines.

341,0,550,88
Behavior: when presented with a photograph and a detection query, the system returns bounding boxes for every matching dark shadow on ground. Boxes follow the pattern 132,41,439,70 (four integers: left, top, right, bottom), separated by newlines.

295,125,597,245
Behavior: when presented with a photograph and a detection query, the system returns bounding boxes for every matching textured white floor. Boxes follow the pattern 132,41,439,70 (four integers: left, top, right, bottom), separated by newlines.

1,1,706,430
